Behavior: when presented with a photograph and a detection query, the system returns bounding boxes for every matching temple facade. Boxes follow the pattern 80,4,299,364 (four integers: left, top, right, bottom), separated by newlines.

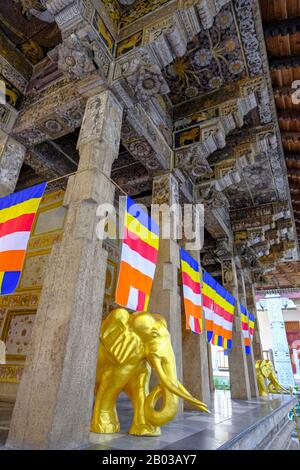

0,0,299,450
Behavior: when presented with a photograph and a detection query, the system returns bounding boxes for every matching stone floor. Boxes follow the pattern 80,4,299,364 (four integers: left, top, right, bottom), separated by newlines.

0,402,13,447
0,392,298,450
88,391,297,450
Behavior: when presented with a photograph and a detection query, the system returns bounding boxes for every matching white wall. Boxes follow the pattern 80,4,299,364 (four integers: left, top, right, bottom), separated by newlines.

257,297,300,352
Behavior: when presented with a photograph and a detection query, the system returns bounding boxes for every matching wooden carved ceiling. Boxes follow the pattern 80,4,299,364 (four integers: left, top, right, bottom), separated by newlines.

256,260,300,290
260,0,300,242
0,0,297,273
164,5,247,107
0,1,61,66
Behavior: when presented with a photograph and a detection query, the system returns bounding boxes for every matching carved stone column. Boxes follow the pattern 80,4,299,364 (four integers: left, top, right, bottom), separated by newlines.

6,91,123,450
182,248,211,410
222,258,251,400
148,173,183,411
239,270,259,398
245,278,264,361
0,130,26,196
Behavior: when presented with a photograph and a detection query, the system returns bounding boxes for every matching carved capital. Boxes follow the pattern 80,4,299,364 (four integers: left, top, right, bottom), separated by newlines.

215,237,233,262
152,172,179,206
197,182,230,210
175,143,213,178
57,33,95,80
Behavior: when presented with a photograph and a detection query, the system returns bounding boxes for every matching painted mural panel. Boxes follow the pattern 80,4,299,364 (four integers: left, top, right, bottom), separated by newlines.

1,310,36,361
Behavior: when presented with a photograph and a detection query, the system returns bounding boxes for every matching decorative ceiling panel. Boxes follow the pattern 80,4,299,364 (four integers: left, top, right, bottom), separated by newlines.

164,4,247,106
0,0,61,66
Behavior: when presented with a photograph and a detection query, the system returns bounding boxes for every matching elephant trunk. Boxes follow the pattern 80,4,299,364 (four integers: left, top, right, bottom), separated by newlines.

144,356,209,427
144,356,179,427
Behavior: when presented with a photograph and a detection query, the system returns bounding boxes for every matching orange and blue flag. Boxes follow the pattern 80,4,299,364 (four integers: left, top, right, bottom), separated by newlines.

180,248,202,334
202,271,216,343
240,304,251,355
115,196,159,311
211,283,228,347
202,271,235,349
221,291,235,350
248,312,255,341
0,182,46,295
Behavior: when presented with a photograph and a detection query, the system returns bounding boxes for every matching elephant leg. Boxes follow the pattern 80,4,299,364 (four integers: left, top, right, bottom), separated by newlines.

124,364,161,437
258,376,268,397
91,369,122,434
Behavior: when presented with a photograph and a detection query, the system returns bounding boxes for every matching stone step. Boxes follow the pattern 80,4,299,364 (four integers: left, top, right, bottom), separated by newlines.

218,395,298,450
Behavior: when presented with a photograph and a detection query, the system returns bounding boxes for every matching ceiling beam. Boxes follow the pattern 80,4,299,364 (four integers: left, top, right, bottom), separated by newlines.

264,17,300,37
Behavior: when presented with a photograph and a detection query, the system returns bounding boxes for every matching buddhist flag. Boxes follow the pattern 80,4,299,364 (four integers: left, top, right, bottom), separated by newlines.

202,271,235,349
180,248,202,334
0,182,46,295
115,196,159,311
211,283,227,347
248,311,255,342
202,271,216,343
240,304,251,355
221,291,235,350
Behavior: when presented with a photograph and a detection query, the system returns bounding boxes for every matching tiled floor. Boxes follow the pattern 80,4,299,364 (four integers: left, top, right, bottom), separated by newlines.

87,392,294,450
0,392,295,450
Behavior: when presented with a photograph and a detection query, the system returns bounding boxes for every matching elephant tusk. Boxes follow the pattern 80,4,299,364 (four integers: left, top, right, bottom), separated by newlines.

178,382,210,413
152,357,209,413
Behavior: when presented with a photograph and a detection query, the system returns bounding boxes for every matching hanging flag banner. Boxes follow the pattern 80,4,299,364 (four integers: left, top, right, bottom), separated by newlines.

0,182,47,295
211,283,227,347
180,248,202,334
202,271,235,349
221,291,235,350
202,271,216,343
248,312,255,342
240,304,251,355
115,196,159,311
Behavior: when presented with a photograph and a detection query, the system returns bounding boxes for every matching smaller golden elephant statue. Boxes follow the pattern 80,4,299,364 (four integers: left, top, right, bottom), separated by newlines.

91,309,209,436
255,359,288,397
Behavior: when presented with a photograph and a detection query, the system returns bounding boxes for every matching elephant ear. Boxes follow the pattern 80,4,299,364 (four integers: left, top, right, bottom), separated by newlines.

260,360,270,379
100,308,143,365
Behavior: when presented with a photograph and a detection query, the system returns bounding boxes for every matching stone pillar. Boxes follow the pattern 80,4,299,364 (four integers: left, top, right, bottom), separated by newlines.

239,271,258,398
207,343,215,394
245,279,263,361
182,249,211,409
6,91,123,450
0,130,26,196
222,258,251,400
265,295,295,389
148,173,183,410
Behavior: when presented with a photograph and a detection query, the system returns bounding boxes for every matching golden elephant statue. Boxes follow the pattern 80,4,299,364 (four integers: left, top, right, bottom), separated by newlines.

255,359,288,397
91,309,209,436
